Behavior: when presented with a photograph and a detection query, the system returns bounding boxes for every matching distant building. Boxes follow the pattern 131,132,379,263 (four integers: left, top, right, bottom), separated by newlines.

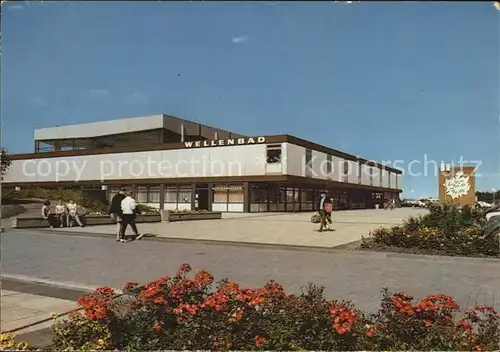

3,114,403,212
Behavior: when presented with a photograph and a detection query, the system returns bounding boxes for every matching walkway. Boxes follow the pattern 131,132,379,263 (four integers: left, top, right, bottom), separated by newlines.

52,208,430,248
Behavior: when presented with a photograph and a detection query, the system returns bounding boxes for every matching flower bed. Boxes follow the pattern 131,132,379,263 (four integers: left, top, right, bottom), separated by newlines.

360,204,499,257
11,264,491,351
160,209,222,222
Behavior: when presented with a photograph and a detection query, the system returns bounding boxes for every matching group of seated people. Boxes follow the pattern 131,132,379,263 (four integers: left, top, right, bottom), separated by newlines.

41,199,86,228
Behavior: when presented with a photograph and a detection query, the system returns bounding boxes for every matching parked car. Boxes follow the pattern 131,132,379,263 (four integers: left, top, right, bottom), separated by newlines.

477,201,493,208
484,205,500,239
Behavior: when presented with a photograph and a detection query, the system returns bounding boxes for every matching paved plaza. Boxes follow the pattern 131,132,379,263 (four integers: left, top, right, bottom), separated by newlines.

52,208,430,248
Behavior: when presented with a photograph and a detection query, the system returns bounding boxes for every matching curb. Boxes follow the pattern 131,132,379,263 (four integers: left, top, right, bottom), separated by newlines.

1,276,123,335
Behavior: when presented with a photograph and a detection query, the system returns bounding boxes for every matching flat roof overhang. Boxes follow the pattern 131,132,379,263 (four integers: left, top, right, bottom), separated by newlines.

2,174,402,193
34,114,244,141
11,134,403,175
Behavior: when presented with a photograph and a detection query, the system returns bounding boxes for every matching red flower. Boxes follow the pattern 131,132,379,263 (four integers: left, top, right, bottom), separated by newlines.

195,270,214,286
154,296,166,304
152,321,162,332
229,310,244,323
330,305,359,335
457,319,472,330
76,288,114,321
123,281,139,292
95,286,115,296
475,305,498,315
474,344,485,351
367,330,374,337
175,263,192,277
202,292,230,311
254,335,266,348
424,320,432,327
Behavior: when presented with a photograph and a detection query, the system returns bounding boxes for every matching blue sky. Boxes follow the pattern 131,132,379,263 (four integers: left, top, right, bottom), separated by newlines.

2,1,499,197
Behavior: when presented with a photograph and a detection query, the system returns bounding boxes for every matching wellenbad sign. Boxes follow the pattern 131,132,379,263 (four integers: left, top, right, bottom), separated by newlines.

184,137,266,148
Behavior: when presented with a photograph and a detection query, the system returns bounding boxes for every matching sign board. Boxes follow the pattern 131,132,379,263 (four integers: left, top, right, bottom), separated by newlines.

438,166,476,206
184,137,266,148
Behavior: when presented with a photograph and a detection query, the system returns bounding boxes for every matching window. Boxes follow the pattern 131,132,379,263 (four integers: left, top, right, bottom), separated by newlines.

343,161,349,181
396,174,398,189
250,185,267,203
165,186,178,203
358,162,362,184
178,187,191,204
326,155,332,176
380,168,383,186
136,186,160,203
136,186,148,203
388,172,391,187
279,187,286,203
305,149,313,176
228,185,244,203
266,144,282,164
305,149,312,166
268,184,279,204
301,189,313,203
213,185,228,203
370,167,373,186
148,186,161,203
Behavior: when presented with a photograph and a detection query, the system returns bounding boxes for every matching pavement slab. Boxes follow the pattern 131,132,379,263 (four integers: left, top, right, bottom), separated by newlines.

1,289,76,333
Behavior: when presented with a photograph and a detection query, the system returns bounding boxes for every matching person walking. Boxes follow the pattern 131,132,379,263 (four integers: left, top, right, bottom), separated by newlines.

54,199,67,227
109,187,127,241
66,200,84,227
317,192,333,232
325,196,334,228
119,192,143,243
390,198,396,210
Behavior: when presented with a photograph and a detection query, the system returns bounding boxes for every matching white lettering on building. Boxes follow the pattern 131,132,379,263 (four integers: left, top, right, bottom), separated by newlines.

184,137,266,148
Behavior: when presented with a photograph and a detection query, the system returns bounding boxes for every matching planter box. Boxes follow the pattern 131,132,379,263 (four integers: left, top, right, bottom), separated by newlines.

161,210,222,222
12,214,161,229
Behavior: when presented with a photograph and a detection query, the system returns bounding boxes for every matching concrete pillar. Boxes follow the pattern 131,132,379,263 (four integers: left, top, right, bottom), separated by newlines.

191,183,196,210
243,182,250,213
159,184,165,210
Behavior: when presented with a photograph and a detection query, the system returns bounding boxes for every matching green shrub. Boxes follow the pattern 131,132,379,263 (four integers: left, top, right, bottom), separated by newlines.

2,187,108,213
135,203,159,214
361,205,498,257
50,264,500,351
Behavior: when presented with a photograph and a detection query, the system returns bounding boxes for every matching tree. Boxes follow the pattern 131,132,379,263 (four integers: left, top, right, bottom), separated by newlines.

1,148,12,181
476,190,500,204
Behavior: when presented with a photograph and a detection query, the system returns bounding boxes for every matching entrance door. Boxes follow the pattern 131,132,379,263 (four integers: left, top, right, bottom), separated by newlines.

195,184,210,211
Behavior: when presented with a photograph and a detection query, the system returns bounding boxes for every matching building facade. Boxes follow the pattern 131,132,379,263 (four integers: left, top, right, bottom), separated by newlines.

3,114,403,212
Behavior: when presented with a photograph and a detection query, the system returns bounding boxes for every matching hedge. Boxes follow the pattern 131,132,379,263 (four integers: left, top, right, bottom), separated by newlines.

3,264,496,351
360,204,499,257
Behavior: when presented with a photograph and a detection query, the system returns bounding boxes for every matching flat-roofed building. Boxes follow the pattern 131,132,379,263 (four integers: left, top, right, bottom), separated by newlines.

3,113,403,212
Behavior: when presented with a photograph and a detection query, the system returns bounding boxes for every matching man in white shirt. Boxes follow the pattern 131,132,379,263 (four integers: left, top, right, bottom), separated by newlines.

119,192,143,243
